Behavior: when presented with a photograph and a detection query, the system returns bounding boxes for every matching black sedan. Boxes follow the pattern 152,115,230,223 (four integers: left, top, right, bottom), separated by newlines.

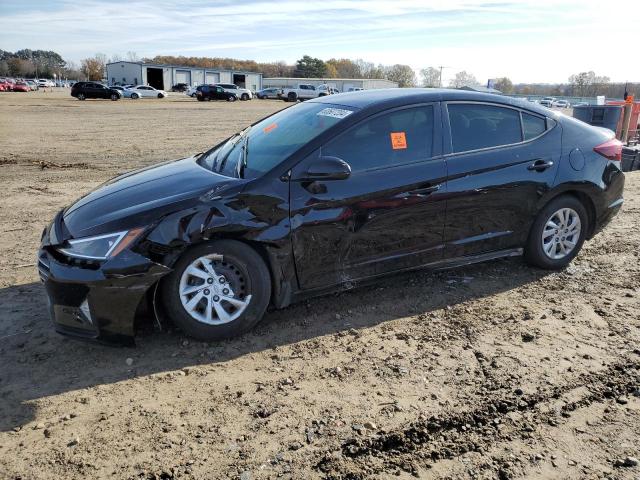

38,89,625,344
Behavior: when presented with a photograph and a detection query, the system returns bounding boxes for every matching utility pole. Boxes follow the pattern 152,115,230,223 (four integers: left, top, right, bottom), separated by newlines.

438,66,450,88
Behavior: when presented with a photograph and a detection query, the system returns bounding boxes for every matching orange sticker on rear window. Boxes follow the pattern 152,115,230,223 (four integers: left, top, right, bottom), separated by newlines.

263,123,278,133
390,132,407,150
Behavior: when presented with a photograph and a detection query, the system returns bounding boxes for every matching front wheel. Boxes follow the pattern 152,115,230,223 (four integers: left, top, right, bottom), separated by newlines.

241,93,249,101
161,240,271,341
131,93,139,99
287,92,297,102
524,195,588,270
227,96,237,102
77,93,85,100
111,93,119,101
158,93,164,98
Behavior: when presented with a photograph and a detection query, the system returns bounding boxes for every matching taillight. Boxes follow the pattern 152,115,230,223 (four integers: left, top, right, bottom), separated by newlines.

593,138,622,162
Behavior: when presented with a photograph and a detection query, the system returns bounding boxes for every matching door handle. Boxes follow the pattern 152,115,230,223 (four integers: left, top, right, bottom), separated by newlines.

527,159,554,171
410,184,441,195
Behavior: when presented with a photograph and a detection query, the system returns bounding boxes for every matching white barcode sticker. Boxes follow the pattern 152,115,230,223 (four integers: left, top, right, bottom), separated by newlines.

317,108,353,119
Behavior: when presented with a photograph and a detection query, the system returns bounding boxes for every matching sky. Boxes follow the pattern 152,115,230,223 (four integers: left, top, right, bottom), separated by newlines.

0,0,638,84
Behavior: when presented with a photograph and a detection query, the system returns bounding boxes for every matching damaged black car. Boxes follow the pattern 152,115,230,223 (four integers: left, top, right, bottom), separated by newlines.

38,89,625,344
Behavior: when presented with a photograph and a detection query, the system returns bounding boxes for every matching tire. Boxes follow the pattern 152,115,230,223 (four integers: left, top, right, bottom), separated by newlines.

77,93,85,101
190,93,196,97
161,240,271,341
524,195,589,270
197,96,205,102
158,93,164,98
287,92,297,102
131,93,139,99
241,93,249,101
227,95,237,102
110,93,119,101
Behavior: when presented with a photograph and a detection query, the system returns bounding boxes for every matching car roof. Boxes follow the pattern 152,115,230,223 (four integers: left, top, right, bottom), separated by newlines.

309,88,552,116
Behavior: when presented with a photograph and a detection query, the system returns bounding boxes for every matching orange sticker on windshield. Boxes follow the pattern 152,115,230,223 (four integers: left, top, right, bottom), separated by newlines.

263,123,278,133
390,132,407,150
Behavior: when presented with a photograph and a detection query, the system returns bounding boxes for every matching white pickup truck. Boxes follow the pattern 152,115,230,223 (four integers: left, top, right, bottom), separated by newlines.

280,83,331,102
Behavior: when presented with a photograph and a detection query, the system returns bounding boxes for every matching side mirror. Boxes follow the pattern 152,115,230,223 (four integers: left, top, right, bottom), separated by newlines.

295,156,351,182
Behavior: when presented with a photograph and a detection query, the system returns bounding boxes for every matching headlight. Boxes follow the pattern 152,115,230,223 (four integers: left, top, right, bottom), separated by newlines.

58,228,145,260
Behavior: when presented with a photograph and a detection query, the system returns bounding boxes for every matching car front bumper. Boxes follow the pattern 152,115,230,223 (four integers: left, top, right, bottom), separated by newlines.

38,244,171,346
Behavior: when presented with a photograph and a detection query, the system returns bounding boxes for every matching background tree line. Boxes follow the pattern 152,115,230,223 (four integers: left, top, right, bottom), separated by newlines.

0,49,82,79
2,48,636,99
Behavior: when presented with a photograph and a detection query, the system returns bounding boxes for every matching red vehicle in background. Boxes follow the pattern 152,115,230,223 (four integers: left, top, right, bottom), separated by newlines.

12,81,31,92
0,78,11,91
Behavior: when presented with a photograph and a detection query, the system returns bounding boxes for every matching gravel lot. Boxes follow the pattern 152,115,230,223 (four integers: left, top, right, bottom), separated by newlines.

0,90,639,480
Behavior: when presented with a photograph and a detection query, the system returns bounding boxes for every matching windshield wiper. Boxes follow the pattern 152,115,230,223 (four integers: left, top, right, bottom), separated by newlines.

218,126,250,174
236,135,249,179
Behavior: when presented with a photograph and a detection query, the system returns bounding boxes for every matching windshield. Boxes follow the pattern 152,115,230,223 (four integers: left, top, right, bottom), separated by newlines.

199,102,355,178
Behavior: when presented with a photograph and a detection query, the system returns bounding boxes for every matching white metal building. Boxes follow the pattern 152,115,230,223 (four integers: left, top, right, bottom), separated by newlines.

105,61,263,91
263,77,398,92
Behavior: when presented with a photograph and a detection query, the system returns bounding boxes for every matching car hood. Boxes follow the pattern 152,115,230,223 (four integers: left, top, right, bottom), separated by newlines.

63,157,240,238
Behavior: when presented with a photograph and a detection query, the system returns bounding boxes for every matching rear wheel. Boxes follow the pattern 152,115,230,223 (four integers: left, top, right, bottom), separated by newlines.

524,195,588,269
227,95,237,102
131,93,139,99
287,92,297,102
110,93,119,101
161,240,271,341
158,93,164,98
77,93,85,101
241,93,249,101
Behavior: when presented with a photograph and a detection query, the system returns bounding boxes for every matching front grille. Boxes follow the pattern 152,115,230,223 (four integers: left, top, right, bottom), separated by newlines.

38,255,50,282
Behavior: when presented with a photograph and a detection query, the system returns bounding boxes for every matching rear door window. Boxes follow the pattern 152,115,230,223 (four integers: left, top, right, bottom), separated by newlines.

448,103,522,153
323,106,434,172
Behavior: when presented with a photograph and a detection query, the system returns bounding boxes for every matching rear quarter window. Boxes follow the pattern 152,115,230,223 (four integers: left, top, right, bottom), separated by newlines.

522,112,547,140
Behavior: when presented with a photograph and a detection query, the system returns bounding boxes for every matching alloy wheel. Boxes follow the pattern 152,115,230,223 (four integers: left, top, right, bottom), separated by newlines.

541,208,581,260
178,254,251,325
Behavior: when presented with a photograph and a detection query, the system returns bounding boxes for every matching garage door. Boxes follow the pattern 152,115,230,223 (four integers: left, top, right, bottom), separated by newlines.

176,70,191,85
205,72,220,84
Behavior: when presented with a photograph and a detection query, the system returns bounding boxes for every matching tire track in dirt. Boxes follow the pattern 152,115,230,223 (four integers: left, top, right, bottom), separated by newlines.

315,359,640,479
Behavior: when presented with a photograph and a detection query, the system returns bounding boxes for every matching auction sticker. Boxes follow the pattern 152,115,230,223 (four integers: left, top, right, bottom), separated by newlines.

317,108,353,119
390,132,407,150
263,123,278,133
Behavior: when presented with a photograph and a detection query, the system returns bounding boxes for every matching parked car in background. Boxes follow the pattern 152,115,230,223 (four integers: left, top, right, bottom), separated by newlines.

171,83,189,92
280,83,331,102
346,87,364,92
185,85,200,97
25,80,38,91
71,82,122,101
216,83,253,101
113,87,137,98
539,97,556,107
12,81,31,92
553,100,570,108
574,102,589,107
0,79,11,91
195,84,237,102
37,79,55,88
127,85,167,99
256,87,282,99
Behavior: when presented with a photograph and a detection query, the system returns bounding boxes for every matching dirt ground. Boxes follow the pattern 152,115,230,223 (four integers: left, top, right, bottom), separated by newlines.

0,90,639,480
